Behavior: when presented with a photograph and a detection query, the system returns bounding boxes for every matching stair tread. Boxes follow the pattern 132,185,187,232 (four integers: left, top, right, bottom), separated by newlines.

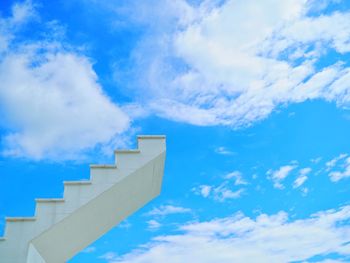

36,198,65,203
114,149,140,154
138,135,166,139
64,180,92,185
6,217,36,222
90,164,117,168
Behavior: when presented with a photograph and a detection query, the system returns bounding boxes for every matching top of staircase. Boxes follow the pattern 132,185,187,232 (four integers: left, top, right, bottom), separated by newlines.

35,198,65,203
137,135,166,139
90,164,117,169
64,180,92,186
114,149,140,154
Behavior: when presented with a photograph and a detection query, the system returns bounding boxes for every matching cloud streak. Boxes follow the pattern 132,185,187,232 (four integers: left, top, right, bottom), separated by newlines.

329,157,350,182
267,164,297,189
145,205,192,217
193,173,246,202
109,205,350,263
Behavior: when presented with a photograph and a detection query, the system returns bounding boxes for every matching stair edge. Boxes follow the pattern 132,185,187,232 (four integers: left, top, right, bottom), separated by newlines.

114,149,140,154
35,198,65,203
90,165,117,169
64,181,92,186
138,135,165,139
6,217,36,222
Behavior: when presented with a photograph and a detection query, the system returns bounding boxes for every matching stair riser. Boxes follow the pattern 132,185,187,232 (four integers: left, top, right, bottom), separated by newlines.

0,221,36,263
90,167,120,184
35,202,69,224
137,138,166,154
115,152,156,170
63,183,116,205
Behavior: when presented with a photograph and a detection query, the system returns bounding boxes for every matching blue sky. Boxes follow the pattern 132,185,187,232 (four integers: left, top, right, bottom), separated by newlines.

1,0,350,262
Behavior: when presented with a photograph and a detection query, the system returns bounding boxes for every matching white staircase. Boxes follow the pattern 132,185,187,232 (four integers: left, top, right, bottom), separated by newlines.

0,135,166,263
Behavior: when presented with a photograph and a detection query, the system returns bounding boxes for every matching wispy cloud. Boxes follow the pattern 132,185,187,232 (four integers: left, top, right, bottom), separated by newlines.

194,182,245,202
267,164,298,189
110,205,350,263
99,252,118,261
212,186,245,202
118,220,132,229
195,185,212,198
326,153,348,171
293,167,312,188
82,246,96,253
215,147,235,155
145,205,192,217
193,170,246,202
224,171,248,186
311,157,322,164
0,0,36,53
147,220,162,231
329,157,350,182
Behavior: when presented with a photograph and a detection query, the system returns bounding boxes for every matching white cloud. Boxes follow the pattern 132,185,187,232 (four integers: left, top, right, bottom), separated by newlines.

82,246,96,253
10,0,36,25
194,182,244,202
214,146,234,155
0,2,130,160
100,252,118,261
329,157,350,182
224,171,248,186
146,205,192,217
197,185,212,198
267,164,297,189
0,0,35,53
110,205,350,263
294,175,308,188
326,153,348,171
311,157,322,164
193,171,246,202
118,220,132,229
293,167,312,188
316,260,348,263
123,0,350,128
301,187,309,196
212,186,244,202
280,11,350,54
147,220,162,231
0,51,130,160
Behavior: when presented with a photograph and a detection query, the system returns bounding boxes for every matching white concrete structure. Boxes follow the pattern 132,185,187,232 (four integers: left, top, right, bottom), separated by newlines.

0,135,166,263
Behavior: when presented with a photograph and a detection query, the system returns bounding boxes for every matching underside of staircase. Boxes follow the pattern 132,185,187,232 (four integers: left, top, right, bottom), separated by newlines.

0,135,166,263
